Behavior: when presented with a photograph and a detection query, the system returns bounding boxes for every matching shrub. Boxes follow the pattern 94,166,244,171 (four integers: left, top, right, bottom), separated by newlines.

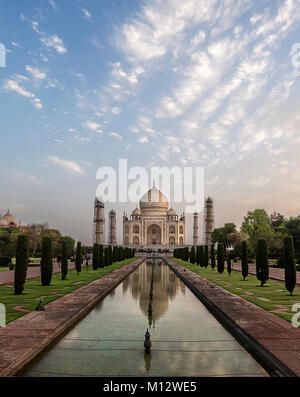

283,236,296,296
108,245,113,266
190,246,195,264
199,246,204,267
61,239,68,280
113,246,117,262
256,238,269,287
0,256,12,267
217,243,224,273
75,241,82,275
41,236,53,286
241,240,248,281
92,243,98,270
104,247,109,266
196,246,201,265
227,254,232,276
204,245,209,268
276,257,284,268
98,244,104,268
14,235,29,295
211,244,216,270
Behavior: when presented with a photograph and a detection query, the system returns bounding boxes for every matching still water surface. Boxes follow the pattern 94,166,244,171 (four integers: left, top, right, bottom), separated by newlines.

26,260,267,377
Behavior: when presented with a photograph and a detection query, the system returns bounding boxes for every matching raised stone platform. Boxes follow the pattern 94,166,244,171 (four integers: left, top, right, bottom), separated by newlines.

0,258,143,377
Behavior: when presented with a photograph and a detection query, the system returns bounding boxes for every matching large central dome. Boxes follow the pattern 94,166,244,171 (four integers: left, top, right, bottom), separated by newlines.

140,186,169,216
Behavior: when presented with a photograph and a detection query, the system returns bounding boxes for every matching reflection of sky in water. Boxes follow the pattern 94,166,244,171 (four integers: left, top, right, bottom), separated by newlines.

26,261,267,377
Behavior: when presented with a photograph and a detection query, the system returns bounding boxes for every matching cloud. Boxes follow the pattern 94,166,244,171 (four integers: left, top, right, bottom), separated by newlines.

26,65,46,80
40,34,67,54
84,120,102,133
81,8,92,20
138,136,149,143
49,0,58,10
111,107,121,115
9,170,43,186
109,132,123,139
48,155,84,174
3,79,43,109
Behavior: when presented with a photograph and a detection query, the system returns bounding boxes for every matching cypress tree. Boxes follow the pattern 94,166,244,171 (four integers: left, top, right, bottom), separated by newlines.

75,241,82,275
41,236,53,286
241,240,248,281
190,246,196,264
256,238,269,287
211,244,216,270
104,247,109,266
204,245,209,268
61,239,68,280
92,243,98,270
199,246,204,267
227,253,232,276
108,245,113,266
98,244,104,268
217,243,225,273
196,246,201,265
284,236,296,296
113,246,117,263
14,235,29,295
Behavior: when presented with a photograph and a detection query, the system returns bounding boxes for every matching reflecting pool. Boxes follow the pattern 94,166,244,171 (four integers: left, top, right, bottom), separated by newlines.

26,260,267,377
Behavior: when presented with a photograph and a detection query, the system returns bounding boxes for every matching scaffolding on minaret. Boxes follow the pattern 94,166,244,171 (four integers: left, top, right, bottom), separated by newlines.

203,196,214,246
93,198,105,245
108,209,117,245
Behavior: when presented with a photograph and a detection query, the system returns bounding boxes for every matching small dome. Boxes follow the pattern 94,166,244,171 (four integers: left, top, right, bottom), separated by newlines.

0,218,8,227
132,207,141,215
3,210,17,226
167,207,176,215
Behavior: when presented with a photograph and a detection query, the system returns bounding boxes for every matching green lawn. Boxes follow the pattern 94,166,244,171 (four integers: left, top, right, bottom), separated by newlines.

172,258,300,323
0,267,10,272
0,258,137,324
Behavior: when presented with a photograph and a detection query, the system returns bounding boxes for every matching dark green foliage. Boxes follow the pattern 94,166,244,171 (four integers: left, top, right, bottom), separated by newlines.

199,246,204,267
241,240,248,280
14,235,29,295
190,246,195,264
113,246,117,262
0,256,12,266
283,236,296,296
61,239,68,280
217,243,224,273
210,244,216,270
41,236,53,286
75,241,82,275
92,243,98,270
204,245,209,268
227,253,232,276
104,247,109,266
98,244,104,268
256,238,269,286
117,246,123,262
108,245,113,266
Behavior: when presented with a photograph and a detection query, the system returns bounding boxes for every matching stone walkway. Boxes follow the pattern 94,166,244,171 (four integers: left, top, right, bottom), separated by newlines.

231,262,300,285
167,259,300,377
0,262,76,286
0,258,143,376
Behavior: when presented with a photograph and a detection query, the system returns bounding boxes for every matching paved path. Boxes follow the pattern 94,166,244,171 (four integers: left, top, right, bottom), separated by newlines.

231,262,300,285
0,258,143,376
0,262,79,286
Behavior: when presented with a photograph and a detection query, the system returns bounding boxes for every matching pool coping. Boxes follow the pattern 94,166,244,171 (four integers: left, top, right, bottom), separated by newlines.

0,258,144,377
165,259,299,377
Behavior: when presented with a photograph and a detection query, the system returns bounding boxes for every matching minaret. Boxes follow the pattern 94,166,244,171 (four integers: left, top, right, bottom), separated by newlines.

93,198,104,244
203,197,214,246
108,209,116,245
193,212,199,246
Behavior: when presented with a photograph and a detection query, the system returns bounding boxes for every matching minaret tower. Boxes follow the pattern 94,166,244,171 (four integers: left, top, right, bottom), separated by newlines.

203,196,214,246
193,212,199,246
93,198,104,244
108,209,117,245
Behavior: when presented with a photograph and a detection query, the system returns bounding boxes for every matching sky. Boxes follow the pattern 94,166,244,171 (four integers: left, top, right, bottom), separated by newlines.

0,0,300,245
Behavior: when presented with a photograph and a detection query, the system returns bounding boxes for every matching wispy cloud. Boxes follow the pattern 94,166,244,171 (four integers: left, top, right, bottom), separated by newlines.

81,8,92,20
48,155,84,174
3,78,43,109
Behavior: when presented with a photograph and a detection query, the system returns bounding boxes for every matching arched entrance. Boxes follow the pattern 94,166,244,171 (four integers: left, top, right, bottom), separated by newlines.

147,224,161,245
